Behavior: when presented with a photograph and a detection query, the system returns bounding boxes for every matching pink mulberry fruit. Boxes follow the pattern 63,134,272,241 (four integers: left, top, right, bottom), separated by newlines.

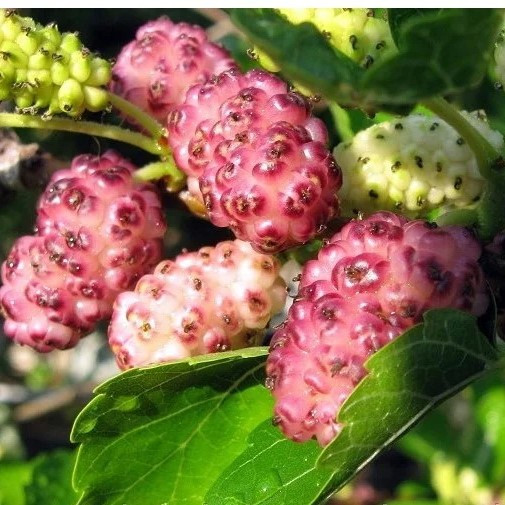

167,68,342,253
110,17,236,123
266,212,488,446
108,239,287,369
0,151,166,351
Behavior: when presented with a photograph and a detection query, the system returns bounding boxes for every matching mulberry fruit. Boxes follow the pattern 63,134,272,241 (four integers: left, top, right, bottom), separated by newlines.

108,239,286,369
0,151,166,351
110,17,236,124
0,9,111,116
168,68,342,253
266,212,488,445
334,112,503,217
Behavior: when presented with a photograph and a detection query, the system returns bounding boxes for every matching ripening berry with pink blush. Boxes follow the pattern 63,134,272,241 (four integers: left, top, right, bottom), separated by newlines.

167,68,342,253
266,212,488,446
0,151,166,352
110,17,236,123
108,239,286,369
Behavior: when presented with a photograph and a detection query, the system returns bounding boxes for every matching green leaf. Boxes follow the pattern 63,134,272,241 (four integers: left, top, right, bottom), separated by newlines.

319,310,498,469
387,9,441,46
72,348,272,505
363,9,502,103
0,461,32,505
231,9,501,107
25,450,78,505
205,420,333,505
229,8,364,102
206,309,499,505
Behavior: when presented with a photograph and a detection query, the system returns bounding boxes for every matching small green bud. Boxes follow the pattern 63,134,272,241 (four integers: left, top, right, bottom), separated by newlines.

58,77,84,113
28,51,51,70
83,85,108,112
33,84,54,108
0,82,10,100
85,57,111,86
59,32,82,54
14,89,35,108
0,56,15,81
69,50,91,82
27,68,51,87
1,17,22,41
15,30,41,55
0,40,28,67
46,89,61,116
50,60,69,85
14,68,27,83
39,23,61,46
37,40,58,56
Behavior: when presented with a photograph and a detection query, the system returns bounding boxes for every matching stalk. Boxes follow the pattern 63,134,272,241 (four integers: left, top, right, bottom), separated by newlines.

0,113,161,155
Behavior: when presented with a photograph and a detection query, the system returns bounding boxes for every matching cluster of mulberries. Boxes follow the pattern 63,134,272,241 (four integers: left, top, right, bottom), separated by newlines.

110,17,236,124
266,212,488,445
334,112,504,217
168,68,342,253
0,151,166,351
0,9,111,116
255,8,395,77
108,239,286,369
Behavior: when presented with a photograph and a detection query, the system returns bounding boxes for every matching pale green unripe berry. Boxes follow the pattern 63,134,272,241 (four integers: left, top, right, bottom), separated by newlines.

14,68,27,83
0,82,10,100
15,30,41,55
0,40,28,67
1,17,21,42
27,68,52,88
59,33,82,54
14,89,35,108
69,51,91,82
85,58,111,86
58,77,84,114
33,84,55,108
0,9,111,115
37,40,58,56
335,111,504,217
28,51,51,70
83,85,108,112
50,60,70,85
0,56,15,81
38,24,61,46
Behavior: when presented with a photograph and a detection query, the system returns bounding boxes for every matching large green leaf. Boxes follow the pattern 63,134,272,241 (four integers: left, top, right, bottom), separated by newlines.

204,420,333,505
25,450,78,505
363,9,503,104
230,8,364,103
71,348,272,505
205,309,499,504
231,9,502,107
387,9,441,46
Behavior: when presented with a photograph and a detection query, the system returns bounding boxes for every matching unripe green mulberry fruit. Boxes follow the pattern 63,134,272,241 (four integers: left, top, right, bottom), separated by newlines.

334,111,504,217
0,9,111,117
254,8,395,80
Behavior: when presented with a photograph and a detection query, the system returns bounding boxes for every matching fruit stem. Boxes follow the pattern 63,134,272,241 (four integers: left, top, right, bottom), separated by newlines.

107,92,165,140
0,113,161,155
422,96,504,180
134,159,186,192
